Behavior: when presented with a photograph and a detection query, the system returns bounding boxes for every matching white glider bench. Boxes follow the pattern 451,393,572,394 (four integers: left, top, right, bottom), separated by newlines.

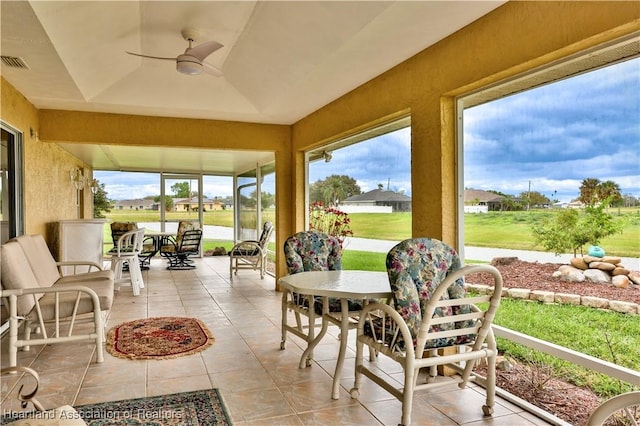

0,234,114,367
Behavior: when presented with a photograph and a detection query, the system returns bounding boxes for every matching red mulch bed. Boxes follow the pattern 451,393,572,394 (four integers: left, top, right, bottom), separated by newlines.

468,259,639,426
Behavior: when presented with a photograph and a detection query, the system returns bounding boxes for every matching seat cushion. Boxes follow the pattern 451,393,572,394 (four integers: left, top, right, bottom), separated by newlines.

30,280,114,321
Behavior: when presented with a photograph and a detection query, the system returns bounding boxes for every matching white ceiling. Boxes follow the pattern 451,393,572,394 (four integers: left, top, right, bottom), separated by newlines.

1,0,505,174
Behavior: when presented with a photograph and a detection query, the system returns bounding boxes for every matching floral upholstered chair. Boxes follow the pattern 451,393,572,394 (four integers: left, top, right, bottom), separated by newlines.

280,230,366,366
350,238,504,426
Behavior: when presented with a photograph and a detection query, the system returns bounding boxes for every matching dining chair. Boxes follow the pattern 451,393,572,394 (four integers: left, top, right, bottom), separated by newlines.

229,221,274,281
350,238,504,426
109,227,146,296
110,222,155,269
160,221,203,270
281,230,367,367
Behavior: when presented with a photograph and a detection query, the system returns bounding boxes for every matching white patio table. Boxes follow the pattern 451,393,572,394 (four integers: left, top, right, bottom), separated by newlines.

278,270,392,399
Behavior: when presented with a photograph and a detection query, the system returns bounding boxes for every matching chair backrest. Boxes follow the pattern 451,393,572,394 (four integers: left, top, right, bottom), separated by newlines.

114,228,144,255
386,238,475,349
177,229,202,254
283,230,342,274
176,221,201,246
257,221,274,249
111,222,137,246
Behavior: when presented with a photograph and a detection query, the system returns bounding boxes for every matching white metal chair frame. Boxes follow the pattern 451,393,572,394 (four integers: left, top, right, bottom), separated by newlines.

350,264,503,426
587,391,640,426
110,228,145,296
229,221,274,281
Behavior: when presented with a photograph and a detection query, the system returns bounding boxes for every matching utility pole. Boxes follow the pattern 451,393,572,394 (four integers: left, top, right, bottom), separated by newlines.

528,180,531,210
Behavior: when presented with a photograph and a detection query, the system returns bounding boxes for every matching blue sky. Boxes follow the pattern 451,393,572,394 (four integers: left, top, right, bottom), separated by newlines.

97,57,639,203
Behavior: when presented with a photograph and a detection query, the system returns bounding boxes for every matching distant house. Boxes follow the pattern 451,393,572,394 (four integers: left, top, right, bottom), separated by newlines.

340,189,411,213
464,189,505,212
114,199,157,210
173,197,224,212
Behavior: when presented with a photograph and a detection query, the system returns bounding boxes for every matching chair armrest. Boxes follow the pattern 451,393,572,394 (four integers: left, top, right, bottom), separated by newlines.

0,366,45,411
1,285,104,312
56,260,104,274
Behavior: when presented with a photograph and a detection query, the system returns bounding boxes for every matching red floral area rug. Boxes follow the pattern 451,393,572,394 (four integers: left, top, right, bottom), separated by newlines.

106,317,214,360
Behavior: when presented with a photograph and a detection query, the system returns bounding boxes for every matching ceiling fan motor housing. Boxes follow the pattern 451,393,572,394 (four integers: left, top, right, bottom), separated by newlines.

176,55,203,75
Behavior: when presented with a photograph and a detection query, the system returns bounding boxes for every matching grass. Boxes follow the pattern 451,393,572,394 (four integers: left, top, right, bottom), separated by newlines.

490,299,640,398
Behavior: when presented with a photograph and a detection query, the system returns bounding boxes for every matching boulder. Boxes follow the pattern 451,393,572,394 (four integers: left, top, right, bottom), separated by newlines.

612,267,631,276
629,271,640,285
600,256,622,265
583,255,601,264
612,275,631,288
556,265,586,282
570,257,589,270
590,261,616,272
583,269,611,283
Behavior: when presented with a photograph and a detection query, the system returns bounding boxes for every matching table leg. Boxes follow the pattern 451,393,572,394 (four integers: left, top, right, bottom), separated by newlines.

298,296,330,369
331,298,350,400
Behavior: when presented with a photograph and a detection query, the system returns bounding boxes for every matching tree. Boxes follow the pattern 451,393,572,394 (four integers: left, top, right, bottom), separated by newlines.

518,190,550,208
309,175,361,206
532,201,624,256
171,182,190,198
153,195,174,212
579,178,601,206
92,181,111,218
596,180,622,207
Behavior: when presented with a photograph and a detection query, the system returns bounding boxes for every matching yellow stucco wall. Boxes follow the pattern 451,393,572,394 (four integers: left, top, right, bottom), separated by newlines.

1,1,638,277
1,78,94,243
291,1,639,249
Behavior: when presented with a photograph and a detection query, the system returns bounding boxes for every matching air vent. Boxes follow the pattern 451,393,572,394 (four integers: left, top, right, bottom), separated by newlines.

1,56,29,69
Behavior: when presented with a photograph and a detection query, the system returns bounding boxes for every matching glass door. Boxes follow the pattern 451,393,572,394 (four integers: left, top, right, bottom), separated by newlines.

1,124,24,244
160,173,203,234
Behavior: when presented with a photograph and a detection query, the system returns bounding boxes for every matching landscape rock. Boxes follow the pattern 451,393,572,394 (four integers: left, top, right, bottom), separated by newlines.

629,271,640,285
556,265,586,282
589,261,615,272
491,257,518,266
612,267,631,276
612,275,630,288
583,269,611,284
570,257,589,270
600,256,622,265
582,255,600,264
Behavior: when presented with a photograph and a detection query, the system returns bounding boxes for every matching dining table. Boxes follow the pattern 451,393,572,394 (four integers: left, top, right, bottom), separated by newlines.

278,270,392,399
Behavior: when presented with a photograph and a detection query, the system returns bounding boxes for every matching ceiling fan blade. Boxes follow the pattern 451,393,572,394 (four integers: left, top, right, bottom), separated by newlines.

126,52,176,61
202,62,223,77
186,41,223,61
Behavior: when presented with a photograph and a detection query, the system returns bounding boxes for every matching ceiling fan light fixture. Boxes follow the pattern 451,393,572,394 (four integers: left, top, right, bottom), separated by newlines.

176,56,202,75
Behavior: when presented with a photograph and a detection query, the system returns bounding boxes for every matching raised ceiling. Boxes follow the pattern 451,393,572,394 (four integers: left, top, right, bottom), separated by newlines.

1,0,505,174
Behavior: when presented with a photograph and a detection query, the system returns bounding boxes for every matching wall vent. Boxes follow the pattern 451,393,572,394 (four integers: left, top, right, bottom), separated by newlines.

1,56,29,69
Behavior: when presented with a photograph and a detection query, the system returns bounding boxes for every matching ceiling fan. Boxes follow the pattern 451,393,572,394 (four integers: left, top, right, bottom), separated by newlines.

126,29,223,76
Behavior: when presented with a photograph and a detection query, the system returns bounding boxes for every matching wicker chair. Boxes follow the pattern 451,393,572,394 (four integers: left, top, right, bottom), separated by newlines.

350,238,503,426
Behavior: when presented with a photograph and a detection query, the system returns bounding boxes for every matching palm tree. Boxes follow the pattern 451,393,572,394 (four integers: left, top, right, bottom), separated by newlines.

579,178,601,206
597,180,622,207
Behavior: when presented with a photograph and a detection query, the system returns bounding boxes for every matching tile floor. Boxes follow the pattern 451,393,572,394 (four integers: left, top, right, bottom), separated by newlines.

1,256,557,425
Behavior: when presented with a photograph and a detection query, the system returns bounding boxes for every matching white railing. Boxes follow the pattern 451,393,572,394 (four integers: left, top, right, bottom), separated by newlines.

482,324,640,425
